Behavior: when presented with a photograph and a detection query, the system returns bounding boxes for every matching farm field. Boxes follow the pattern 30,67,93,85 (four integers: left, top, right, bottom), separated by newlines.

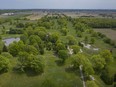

26,13,47,20
94,29,116,42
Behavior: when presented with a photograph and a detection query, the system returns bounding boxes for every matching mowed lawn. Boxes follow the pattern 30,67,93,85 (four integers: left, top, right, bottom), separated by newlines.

94,29,116,42
0,51,83,87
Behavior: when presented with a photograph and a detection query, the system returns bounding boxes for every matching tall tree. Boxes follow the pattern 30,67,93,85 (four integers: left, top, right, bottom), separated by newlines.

18,52,44,74
100,50,113,64
91,55,106,74
58,50,68,63
72,53,94,75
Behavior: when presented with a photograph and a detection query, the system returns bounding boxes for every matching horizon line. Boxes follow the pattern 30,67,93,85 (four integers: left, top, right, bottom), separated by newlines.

0,8,116,10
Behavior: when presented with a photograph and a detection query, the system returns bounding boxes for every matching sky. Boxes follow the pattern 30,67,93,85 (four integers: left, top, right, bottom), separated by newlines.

0,0,116,9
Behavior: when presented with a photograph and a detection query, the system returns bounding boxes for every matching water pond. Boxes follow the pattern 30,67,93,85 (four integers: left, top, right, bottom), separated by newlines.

2,37,20,46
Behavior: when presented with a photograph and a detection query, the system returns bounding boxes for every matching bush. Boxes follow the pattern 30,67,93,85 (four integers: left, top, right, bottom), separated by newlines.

58,50,68,63
1,52,13,59
0,55,10,73
86,81,99,87
77,31,82,37
90,38,95,44
71,45,80,54
9,28,23,34
16,23,24,28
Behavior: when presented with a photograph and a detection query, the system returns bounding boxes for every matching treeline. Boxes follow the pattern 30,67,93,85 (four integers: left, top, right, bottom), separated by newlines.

73,18,116,28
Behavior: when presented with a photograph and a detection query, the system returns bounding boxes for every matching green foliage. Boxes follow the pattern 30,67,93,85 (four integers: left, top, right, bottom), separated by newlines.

0,35,2,40
29,35,42,45
103,37,112,44
90,38,95,44
57,17,67,27
72,54,94,75
0,55,10,73
86,81,99,87
39,44,45,55
1,28,6,35
0,41,4,54
91,55,106,74
2,45,8,52
0,13,116,87
58,50,68,62
18,52,44,74
56,43,66,53
9,28,23,34
51,33,59,43
20,34,28,44
97,32,106,38
1,52,13,59
37,31,46,41
76,18,116,28
8,41,25,56
66,35,77,45
46,42,52,51
91,32,98,37
61,28,68,36
84,36,89,44
16,23,24,28
34,28,47,41
71,45,80,54
37,17,53,29
74,22,87,32
100,50,113,64
23,45,39,55
77,31,82,37
26,26,34,36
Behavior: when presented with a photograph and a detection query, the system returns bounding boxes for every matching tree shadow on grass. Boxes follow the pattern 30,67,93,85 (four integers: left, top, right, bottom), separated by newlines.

65,66,80,76
0,70,8,75
12,67,23,74
13,67,43,77
24,68,42,77
55,60,64,66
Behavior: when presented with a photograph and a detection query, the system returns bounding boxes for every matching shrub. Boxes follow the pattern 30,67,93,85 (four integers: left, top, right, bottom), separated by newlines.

0,55,10,73
58,50,68,63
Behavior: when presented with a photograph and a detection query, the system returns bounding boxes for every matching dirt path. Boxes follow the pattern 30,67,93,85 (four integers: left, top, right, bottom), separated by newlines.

79,65,86,87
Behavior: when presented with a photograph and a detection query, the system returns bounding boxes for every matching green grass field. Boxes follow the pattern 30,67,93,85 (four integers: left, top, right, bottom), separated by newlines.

0,51,83,87
0,14,116,87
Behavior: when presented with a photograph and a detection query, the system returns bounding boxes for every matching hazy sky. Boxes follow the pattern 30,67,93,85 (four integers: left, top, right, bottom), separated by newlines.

0,0,116,9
